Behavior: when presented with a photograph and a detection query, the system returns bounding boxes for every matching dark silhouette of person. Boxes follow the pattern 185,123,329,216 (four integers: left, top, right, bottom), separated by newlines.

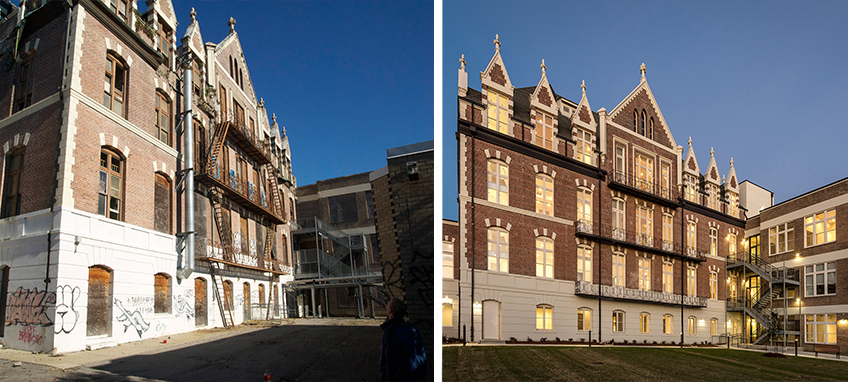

379,298,425,381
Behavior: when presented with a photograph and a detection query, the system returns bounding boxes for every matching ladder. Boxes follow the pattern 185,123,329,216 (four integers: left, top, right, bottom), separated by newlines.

265,163,284,220
211,189,235,262
205,121,231,174
263,223,275,262
209,261,235,328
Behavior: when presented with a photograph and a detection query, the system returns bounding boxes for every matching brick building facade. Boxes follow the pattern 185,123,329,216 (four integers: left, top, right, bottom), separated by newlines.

0,0,295,353
445,37,747,345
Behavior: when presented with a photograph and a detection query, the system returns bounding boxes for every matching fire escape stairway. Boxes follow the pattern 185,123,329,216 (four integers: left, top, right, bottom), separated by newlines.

209,261,235,328
265,163,284,221
205,121,231,177
737,257,782,346
210,191,235,262
263,223,275,268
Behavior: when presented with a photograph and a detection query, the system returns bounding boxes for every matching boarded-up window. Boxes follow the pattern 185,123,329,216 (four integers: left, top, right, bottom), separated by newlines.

328,193,357,224
154,273,170,313
243,282,251,320
223,280,233,309
195,278,207,327
87,266,112,337
258,284,265,305
154,174,170,234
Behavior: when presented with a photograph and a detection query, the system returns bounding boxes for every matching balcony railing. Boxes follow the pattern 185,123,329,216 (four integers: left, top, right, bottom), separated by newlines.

575,281,708,307
202,238,290,274
609,171,678,202
727,251,799,282
224,113,274,165
197,161,283,224
576,220,705,262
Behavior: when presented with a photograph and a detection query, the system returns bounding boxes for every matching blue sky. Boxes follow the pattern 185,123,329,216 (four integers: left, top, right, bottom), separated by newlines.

168,0,434,187
442,0,848,220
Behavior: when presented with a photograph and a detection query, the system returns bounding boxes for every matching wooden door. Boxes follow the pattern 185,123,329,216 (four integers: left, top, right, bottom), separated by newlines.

87,266,111,337
194,278,207,327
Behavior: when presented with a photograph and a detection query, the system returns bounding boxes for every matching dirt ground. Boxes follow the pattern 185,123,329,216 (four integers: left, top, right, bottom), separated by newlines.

0,318,385,382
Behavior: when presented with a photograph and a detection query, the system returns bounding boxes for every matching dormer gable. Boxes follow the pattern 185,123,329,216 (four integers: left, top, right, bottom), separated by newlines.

572,80,596,132
705,148,721,185
683,137,700,176
215,20,258,106
147,0,177,32
480,34,514,137
180,7,204,61
480,34,514,95
528,60,559,152
725,158,739,193
530,60,557,116
608,64,678,150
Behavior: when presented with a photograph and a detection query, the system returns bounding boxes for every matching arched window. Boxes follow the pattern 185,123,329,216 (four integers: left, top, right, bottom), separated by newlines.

194,277,207,327
577,246,592,282
640,110,646,136
154,273,171,314
535,174,553,216
155,92,171,145
710,318,718,336
87,265,113,336
612,310,625,332
2,148,25,218
577,307,592,331
99,148,124,221
536,305,553,330
688,316,697,335
710,271,718,300
104,53,127,117
487,227,509,273
154,173,171,234
223,280,234,310
535,236,554,278
487,160,508,205
258,283,266,306
649,117,654,139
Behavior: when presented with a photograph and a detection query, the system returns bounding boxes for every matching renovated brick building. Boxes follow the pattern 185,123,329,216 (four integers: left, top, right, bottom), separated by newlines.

0,0,295,353
736,177,848,354
446,36,747,344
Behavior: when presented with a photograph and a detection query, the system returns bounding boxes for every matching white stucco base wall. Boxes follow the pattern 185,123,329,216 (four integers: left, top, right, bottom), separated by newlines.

443,270,727,344
0,207,288,354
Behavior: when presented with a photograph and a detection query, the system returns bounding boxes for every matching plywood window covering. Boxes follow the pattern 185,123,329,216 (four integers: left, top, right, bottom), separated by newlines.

154,273,170,314
220,86,228,120
195,278,207,327
154,173,171,234
87,266,111,336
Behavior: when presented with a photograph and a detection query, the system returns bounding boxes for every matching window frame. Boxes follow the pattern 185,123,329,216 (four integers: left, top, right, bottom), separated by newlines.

486,90,509,134
109,0,129,23
709,227,718,257
687,266,697,296
612,310,625,333
688,316,696,335
104,53,127,118
535,173,553,216
612,253,625,287
577,308,592,331
2,148,25,219
662,213,673,250
15,57,34,112
577,187,592,225
805,262,836,297
662,261,673,294
575,128,593,165
155,91,171,145
442,303,453,327
710,318,718,336
612,198,625,240
577,246,592,283
687,221,697,254
487,227,509,273
154,272,171,314
769,222,795,255
534,112,554,150
486,159,509,206
535,236,554,278
638,257,651,291
536,305,553,331
804,209,835,247
442,241,454,279
640,312,650,333
635,152,654,193
98,148,124,221
805,314,837,344
663,314,674,334
636,205,652,246
709,272,718,300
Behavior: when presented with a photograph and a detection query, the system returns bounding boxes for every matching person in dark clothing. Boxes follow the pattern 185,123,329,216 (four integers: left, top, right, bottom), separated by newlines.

379,298,425,382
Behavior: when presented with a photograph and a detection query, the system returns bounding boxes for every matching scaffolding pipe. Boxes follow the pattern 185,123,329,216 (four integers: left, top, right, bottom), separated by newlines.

178,53,195,281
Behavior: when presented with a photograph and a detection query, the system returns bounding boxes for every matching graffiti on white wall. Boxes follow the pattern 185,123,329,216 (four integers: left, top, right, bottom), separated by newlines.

174,289,194,319
18,326,44,345
115,298,150,338
54,285,81,334
5,287,56,327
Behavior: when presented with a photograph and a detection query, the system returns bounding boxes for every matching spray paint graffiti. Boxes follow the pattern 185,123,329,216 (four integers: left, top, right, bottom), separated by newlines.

174,289,195,319
18,326,44,345
54,285,81,334
115,298,150,338
5,287,56,326
155,321,167,333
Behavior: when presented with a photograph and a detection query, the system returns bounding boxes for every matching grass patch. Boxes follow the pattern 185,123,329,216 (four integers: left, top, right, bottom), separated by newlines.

442,346,848,381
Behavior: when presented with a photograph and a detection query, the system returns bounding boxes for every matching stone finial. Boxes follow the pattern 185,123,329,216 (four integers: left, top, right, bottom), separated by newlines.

710,147,714,156
272,113,277,124
190,7,196,22
640,63,646,78
541,59,546,74
730,157,734,166
494,34,501,52
228,17,236,33
259,98,265,108
688,136,692,147
581,80,586,95
722,175,726,183
460,54,466,70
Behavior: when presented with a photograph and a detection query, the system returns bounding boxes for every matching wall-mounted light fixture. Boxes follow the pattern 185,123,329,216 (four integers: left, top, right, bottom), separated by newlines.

406,161,419,181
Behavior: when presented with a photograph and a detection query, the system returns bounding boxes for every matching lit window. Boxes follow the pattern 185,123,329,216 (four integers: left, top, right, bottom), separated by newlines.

575,128,593,164
536,305,553,330
15,58,34,112
98,149,123,220
577,188,592,225
154,273,171,314
442,304,452,326
707,184,718,210
638,257,651,291
635,153,653,193
487,160,508,205
687,221,697,255
660,163,670,199
442,241,454,279
577,246,592,282
2,148,25,218
577,308,591,331
636,206,652,246
155,92,171,145
728,233,737,257
640,313,650,333
805,262,836,296
688,316,696,335
612,198,625,240
487,227,508,273
535,174,553,216
614,144,625,180
710,318,717,336
536,237,554,278
805,209,835,247
662,261,673,294
612,253,625,287
612,310,624,333
709,272,718,300
534,112,554,150
104,54,127,117
663,314,674,334
687,267,697,296
486,91,509,134
662,213,673,251
709,228,718,257
729,275,738,300
805,314,837,344
684,174,697,202
728,193,739,217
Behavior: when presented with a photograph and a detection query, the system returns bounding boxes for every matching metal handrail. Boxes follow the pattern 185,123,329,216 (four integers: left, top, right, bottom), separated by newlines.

609,170,678,201
574,281,707,307
576,220,704,261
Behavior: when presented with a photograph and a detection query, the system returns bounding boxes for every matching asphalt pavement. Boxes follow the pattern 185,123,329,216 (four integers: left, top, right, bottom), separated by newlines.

0,318,385,382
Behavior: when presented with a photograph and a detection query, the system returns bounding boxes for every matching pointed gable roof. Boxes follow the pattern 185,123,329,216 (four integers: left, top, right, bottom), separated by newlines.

530,59,557,116
683,137,700,176
572,80,595,130
726,158,739,192
148,0,178,32
180,8,204,60
480,34,513,95
608,64,678,149
705,147,721,185
215,25,258,105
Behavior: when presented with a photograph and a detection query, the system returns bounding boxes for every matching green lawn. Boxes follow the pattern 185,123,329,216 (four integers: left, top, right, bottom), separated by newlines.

442,346,848,381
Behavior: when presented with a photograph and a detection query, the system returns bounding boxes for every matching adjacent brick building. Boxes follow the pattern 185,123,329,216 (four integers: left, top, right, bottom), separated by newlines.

446,37,747,345
0,0,295,353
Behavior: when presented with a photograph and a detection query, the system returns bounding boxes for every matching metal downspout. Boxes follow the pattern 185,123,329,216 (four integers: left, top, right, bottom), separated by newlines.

178,55,195,280
469,128,476,342
680,198,686,347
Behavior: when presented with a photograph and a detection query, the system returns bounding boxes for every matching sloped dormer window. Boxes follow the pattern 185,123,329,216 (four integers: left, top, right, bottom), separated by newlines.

487,91,509,134
534,112,553,150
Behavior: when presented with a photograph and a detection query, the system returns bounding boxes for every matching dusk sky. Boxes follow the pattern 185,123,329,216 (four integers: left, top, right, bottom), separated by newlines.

167,0,433,187
441,0,848,220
